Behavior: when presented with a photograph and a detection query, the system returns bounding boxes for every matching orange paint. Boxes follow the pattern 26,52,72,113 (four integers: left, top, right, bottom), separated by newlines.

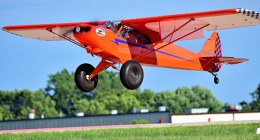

72,24,246,78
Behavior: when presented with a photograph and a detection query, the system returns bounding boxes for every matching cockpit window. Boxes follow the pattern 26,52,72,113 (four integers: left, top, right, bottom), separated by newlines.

103,21,120,34
143,33,152,45
103,21,151,45
128,30,151,45
119,29,130,38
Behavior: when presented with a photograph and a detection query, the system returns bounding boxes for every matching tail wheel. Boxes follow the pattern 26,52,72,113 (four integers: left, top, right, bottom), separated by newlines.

120,60,144,90
214,76,219,84
75,63,98,92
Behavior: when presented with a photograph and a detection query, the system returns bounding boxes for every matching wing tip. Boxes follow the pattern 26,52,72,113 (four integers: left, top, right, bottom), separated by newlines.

2,26,15,31
2,26,15,34
236,8,260,19
243,58,249,62
2,26,7,31
2,26,12,34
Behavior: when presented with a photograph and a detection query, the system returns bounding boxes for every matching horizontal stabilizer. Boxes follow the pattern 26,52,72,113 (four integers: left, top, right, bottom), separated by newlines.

200,57,249,64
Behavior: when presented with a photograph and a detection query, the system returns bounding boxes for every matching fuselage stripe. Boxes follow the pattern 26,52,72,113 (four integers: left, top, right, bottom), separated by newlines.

112,38,198,64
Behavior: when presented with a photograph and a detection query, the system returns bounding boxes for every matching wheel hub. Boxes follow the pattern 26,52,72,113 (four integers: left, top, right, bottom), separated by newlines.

86,75,90,80
130,70,138,79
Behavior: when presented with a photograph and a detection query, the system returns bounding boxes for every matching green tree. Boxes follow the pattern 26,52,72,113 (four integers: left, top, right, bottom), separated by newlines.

18,106,30,119
154,90,183,113
95,90,141,113
175,87,193,109
95,92,120,111
74,99,89,114
93,71,124,94
153,86,222,113
45,69,84,116
0,89,58,120
17,90,36,119
191,85,222,112
117,93,141,113
31,90,59,118
86,100,109,115
250,84,260,110
45,69,124,116
74,99,109,115
0,110,2,121
0,105,14,121
0,90,15,105
239,101,251,111
0,90,15,120
138,89,156,111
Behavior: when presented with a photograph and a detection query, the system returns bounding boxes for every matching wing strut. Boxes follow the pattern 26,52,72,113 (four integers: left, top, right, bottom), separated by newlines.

134,18,194,60
46,28,84,48
134,19,209,61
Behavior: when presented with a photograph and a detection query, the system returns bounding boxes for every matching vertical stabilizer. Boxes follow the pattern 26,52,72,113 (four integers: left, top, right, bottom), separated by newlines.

199,32,222,72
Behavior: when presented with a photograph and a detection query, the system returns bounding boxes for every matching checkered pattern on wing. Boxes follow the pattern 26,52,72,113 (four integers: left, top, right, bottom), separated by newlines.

212,33,222,72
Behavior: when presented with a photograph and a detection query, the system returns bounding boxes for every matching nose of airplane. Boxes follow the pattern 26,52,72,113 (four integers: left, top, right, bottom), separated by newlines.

73,24,102,49
73,24,94,45
73,26,91,33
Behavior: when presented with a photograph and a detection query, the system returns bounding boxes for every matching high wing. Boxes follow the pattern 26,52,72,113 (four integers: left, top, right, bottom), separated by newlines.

200,57,249,64
2,21,106,41
3,8,260,44
121,8,260,43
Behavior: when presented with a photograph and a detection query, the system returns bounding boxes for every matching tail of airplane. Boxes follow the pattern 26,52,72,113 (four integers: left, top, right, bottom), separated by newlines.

199,32,222,72
199,32,248,84
199,32,248,74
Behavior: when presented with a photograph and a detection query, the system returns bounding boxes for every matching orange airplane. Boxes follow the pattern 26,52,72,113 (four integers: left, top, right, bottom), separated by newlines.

3,8,260,92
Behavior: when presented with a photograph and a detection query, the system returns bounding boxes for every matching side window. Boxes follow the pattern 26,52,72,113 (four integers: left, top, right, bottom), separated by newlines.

128,30,141,44
127,30,151,45
104,21,152,45
143,33,151,45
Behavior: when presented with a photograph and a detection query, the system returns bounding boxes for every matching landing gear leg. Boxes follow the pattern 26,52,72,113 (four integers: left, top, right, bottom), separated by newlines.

211,72,219,84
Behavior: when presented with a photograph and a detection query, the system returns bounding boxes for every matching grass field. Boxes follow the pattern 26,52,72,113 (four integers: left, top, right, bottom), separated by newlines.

1,123,260,140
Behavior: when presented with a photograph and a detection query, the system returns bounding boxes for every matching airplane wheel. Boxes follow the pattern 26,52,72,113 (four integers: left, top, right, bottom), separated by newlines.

120,60,144,89
214,77,219,84
75,63,98,92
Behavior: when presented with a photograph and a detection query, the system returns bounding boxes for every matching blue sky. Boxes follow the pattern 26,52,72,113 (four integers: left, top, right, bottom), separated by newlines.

1,1,260,105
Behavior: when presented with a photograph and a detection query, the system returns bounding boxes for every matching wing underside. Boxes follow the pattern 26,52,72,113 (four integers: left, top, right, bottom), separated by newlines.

2,21,106,41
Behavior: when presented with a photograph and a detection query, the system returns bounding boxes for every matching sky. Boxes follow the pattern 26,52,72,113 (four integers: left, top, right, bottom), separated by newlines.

0,1,260,105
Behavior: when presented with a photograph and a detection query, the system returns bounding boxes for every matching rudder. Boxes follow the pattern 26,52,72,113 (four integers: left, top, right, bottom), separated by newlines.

199,32,222,72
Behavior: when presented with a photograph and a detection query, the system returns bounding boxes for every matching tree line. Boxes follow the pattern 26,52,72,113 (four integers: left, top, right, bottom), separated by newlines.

0,69,259,121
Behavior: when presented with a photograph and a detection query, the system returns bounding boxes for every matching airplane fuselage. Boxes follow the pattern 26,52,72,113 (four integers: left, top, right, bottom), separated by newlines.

73,25,204,72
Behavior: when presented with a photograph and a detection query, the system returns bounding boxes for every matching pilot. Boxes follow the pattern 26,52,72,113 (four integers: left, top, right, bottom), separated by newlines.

104,21,118,33
119,30,129,38
104,21,112,28
119,25,130,39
